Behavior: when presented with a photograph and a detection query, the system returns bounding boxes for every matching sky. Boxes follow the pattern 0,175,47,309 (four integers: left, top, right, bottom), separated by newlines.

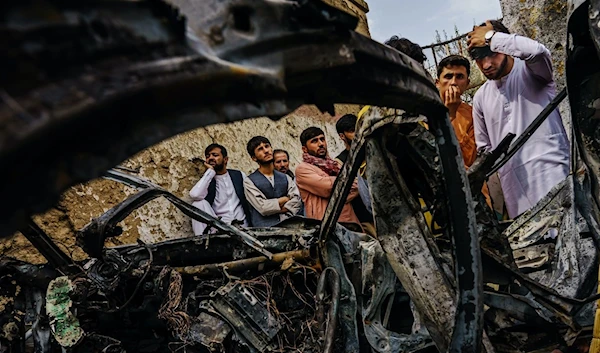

367,0,503,47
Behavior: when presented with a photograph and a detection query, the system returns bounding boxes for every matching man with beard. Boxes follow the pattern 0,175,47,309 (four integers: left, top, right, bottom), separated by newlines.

295,127,361,226
334,114,357,164
244,136,303,227
468,20,570,219
273,149,295,179
189,144,251,235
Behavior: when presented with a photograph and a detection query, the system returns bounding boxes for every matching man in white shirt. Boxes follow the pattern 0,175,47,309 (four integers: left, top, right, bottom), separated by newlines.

189,144,251,235
244,136,303,227
467,20,570,219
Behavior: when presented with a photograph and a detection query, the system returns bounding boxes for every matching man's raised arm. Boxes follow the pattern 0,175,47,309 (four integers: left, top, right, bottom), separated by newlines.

189,168,216,201
490,32,553,83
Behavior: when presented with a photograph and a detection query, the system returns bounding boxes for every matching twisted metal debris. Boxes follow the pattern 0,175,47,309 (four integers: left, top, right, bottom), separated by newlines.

1,0,600,352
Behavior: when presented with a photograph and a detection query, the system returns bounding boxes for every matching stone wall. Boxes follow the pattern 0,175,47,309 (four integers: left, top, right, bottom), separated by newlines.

0,2,370,263
499,0,571,132
500,0,567,83
322,0,370,37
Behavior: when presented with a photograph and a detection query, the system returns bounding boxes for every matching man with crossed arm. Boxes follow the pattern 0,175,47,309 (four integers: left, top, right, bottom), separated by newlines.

244,136,303,227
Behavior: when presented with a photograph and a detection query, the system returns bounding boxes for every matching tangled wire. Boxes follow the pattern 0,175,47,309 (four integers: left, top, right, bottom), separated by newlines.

158,267,191,340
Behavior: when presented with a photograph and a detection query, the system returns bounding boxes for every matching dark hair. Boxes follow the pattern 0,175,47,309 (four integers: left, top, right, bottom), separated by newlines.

205,143,227,157
487,20,510,34
384,36,426,64
437,55,471,78
247,136,271,157
468,20,511,60
300,127,325,146
336,114,357,134
273,149,289,159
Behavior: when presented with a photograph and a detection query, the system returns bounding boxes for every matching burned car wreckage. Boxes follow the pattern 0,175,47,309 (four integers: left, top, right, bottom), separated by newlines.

2,0,600,352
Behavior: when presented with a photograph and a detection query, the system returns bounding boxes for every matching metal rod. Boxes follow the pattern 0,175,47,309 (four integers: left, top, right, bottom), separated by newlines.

467,133,515,190
486,88,567,178
422,33,469,49
421,16,503,49
427,110,483,353
316,267,340,353
114,165,140,174
20,220,72,271
432,47,438,68
174,249,312,277
104,169,273,259
382,291,395,328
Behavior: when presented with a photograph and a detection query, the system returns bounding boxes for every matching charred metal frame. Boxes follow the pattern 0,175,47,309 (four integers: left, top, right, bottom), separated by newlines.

0,1,484,348
316,267,341,353
19,220,73,273
2,0,600,352
0,0,436,237
567,0,600,243
319,103,482,352
485,88,568,178
81,170,273,259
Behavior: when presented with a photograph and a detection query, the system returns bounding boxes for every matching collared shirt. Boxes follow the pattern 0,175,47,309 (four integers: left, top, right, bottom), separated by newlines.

295,162,360,225
243,172,303,222
473,32,570,218
189,168,248,226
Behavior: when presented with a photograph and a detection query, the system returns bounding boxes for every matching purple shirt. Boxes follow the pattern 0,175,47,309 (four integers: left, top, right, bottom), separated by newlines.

473,33,570,218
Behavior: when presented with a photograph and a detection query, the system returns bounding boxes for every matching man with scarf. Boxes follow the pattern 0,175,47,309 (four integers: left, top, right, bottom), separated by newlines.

295,127,361,226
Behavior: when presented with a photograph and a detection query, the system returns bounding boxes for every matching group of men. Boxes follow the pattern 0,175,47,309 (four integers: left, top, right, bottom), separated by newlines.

189,19,570,234
388,20,569,220
188,125,364,234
